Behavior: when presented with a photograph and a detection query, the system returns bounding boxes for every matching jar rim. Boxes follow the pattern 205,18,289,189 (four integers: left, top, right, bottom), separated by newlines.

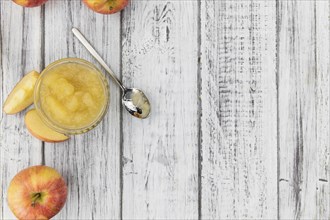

34,58,110,135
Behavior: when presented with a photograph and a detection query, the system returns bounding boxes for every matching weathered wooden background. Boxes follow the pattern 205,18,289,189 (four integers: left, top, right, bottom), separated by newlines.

0,0,329,219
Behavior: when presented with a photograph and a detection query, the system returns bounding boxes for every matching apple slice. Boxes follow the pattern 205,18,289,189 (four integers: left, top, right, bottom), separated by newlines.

25,109,69,143
3,70,40,114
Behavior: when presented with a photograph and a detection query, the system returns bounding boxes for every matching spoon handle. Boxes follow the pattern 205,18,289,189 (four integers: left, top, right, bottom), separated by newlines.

72,28,125,91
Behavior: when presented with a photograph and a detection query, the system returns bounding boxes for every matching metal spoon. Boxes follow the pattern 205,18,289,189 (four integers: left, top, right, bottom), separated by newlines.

72,28,151,119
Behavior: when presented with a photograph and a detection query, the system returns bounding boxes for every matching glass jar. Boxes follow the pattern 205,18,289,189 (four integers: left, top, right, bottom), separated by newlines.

34,58,109,135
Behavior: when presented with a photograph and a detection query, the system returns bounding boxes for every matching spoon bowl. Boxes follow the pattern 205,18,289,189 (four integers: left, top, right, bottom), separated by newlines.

122,88,151,119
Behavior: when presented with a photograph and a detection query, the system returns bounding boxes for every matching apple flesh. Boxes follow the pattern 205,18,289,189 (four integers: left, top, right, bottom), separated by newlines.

25,109,69,143
3,70,40,115
83,0,128,14
7,165,67,220
12,0,48,7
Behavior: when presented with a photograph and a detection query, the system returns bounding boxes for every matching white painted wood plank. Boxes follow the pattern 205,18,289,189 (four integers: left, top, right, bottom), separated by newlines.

315,2,330,219
43,1,121,219
200,1,278,219
0,2,43,219
278,1,330,219
121,1,199,219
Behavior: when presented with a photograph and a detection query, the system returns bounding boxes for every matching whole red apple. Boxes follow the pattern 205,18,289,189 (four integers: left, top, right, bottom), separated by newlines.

7,165,67,220
12,0,48,7
83,0,129,14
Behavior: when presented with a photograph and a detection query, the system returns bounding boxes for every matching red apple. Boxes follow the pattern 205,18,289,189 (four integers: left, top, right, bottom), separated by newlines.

12,0,48,7
7,165,67,220
83,0,128,14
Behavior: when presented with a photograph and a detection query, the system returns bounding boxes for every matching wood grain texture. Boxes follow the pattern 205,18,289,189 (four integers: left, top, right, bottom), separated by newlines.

0,2,43,219
43,1,121,219
121,1,199,219
200,1,278,219
315,2,330,219
1,1,330,219
278,1,330,219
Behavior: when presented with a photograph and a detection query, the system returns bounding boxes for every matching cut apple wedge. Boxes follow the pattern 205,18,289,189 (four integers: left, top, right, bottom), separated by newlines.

25,109,69,143
3,71,40,114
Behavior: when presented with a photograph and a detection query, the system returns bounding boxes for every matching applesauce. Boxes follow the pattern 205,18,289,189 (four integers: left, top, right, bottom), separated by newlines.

34,58,109,134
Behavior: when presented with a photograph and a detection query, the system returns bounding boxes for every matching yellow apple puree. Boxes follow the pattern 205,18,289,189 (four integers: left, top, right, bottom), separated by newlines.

39,60,107,130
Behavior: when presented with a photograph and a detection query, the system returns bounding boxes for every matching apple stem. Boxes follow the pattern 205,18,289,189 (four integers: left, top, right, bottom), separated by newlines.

31,192,42,207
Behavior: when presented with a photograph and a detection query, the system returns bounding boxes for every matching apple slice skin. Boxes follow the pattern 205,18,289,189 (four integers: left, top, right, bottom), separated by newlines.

7,165,67,220
3,70,40,115
25,109,69,143
83,0,129,14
